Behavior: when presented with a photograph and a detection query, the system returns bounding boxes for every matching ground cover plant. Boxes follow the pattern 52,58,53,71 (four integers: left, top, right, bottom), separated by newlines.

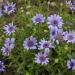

0,0,75,75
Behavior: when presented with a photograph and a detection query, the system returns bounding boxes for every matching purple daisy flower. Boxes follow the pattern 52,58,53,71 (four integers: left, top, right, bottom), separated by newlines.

70,5,75,10
4,2,16,15
1,46,11,56
1,38,15,56
67,59,75,70
66,0,75,10
50,27,62,40
47,14,63,29
34,52,49,65
3,22,16,36
23,36,37,50
4,38,15,49
63,31,75,43
50,27,63,44
38,39,54,50
50,27,59,41
66,0,72,5
0,61,5,72
32,13,45,24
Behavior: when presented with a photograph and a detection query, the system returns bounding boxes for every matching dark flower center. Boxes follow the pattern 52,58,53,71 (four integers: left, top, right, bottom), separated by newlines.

52,30,56,35
27,40,34,47
68,35,74,40
70,62,74,69
7,6,12,11
5,48,10,54
39,55,46,62
43,43,49,48
36,18,41,22
0,64,3,69
53,20,58,26
8,26,14,32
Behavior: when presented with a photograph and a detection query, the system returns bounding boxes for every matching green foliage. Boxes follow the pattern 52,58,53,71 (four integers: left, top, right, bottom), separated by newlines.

0,0,75,75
